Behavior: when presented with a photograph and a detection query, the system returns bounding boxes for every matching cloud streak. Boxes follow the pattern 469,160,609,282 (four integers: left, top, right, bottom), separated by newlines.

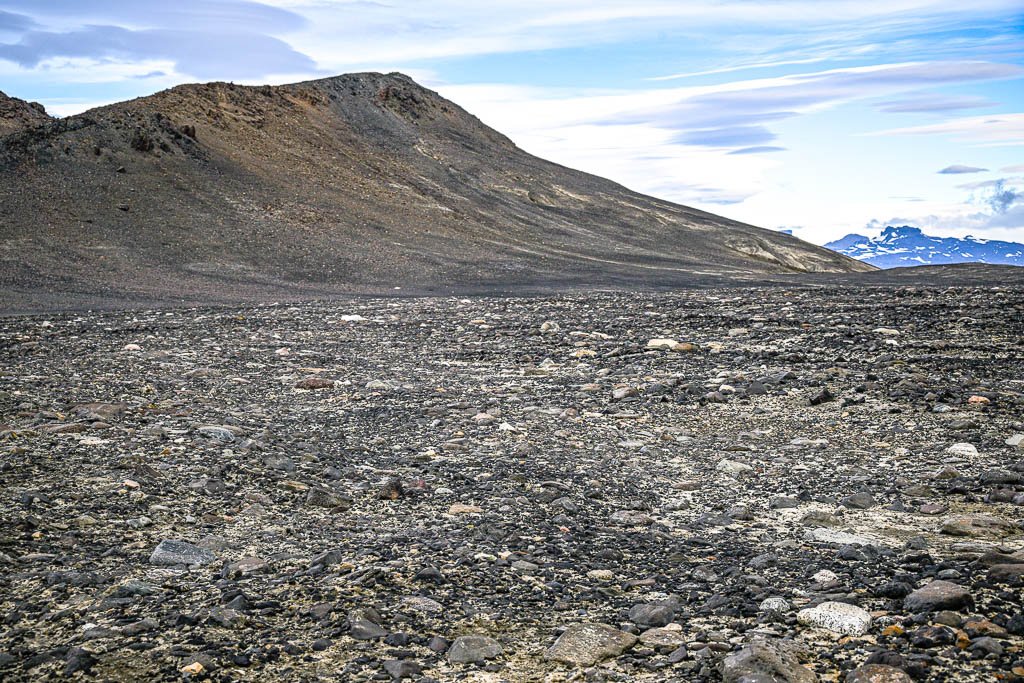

871,113,1024,145
877,94,996,113
938,164,989,174
0,25,316,79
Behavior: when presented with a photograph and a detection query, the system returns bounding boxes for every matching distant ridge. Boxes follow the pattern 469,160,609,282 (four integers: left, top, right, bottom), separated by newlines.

827,226,1024,268
0,72,870,311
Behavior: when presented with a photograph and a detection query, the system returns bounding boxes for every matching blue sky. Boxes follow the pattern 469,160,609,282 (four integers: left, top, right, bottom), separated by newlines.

1,1,1022,244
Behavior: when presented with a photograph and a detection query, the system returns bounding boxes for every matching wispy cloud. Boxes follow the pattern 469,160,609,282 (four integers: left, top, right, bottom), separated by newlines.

729,145,787,155
877,94,996,113
0,9,37,33
938,164,989,174
0,25,316,79
674,125,777,147
871,113,1024,145
0,0,313,80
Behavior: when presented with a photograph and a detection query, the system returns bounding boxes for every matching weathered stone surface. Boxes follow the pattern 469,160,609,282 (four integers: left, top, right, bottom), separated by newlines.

447,635,503,664
939,514,1015,538
545,624,637,667
846,664,914,683
721,641,815,683
149,540,216,567
797,602,872,636
903,581,972,612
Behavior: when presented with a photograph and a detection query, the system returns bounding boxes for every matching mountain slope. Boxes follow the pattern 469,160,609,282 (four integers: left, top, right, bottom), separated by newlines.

827,226,1024,268
0,73,871,310
0,91,50,136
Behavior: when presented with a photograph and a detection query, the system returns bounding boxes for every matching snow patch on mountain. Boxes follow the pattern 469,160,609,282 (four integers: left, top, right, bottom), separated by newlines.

825,226,1024,268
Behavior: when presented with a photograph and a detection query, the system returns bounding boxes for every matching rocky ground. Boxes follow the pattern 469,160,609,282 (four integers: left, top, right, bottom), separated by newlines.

1,286,1022,682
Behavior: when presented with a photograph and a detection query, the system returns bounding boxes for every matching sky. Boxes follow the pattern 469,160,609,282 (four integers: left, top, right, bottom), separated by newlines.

1,1,1022,245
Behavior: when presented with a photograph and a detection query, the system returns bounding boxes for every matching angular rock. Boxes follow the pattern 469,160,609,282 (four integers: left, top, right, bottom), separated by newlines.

544,623,637,667
846,664,914,683
638,627,686,651
348,609,387,640
628,602,675,628
903,581,972,612
447,635,503,664
721,640,815,683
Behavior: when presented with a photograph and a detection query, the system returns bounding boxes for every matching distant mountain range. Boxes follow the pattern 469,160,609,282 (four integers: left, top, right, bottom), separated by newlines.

826,226,1024,268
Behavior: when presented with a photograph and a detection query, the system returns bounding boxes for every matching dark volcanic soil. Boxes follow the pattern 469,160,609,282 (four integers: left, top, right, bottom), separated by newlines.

1,287,1022,682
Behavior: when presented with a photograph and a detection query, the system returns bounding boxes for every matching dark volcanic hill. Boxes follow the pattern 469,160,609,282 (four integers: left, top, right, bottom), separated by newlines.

0,72,871,311
0,90,50,136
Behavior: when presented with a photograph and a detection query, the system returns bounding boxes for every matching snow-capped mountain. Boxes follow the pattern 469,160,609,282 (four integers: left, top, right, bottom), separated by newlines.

826,226,1024,268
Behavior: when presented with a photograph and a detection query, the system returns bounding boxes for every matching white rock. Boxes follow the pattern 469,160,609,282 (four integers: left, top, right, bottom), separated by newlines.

1006,434,1024,448
803,528,882,547
717,459,753,476
759,597,791,614
872,328,900,336
946,443,978,457
813,569,839,585
338,314,366,322
797,601,872,636
122,343,142,352
400,596,444,613
646,338,679,350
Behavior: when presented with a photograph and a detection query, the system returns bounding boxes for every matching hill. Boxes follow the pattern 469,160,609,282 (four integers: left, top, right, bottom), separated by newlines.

0,91,50,136
0,72,870,311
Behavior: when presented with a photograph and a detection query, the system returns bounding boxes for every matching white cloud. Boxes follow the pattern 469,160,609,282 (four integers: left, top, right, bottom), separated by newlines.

435,60,1023,238
869,112,1024,145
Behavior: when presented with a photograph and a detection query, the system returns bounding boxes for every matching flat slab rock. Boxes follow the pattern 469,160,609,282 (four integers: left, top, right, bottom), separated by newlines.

545,623,638,667
903,580,973,612
148,540,216,567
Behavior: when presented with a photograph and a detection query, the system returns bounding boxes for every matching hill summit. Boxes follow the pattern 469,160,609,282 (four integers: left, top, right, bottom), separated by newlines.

0,90,50,136
1,73,871,310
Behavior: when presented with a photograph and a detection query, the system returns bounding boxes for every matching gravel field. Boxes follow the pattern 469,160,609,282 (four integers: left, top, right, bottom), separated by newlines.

1,286,1022,682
